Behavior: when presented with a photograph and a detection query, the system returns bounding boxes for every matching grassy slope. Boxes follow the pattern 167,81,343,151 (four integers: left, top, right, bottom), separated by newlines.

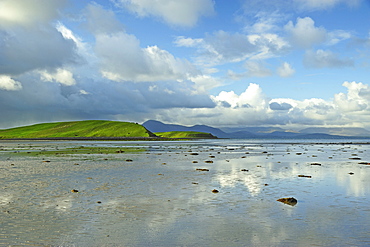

0,120,155,139
155,131,216,139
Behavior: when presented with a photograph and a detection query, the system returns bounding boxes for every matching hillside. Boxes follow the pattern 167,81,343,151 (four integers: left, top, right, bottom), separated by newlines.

143,120,229,138
155,131,217,139
0,120,156,139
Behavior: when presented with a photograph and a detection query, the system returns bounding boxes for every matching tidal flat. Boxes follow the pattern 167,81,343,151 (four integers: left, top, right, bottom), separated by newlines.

1,139,370,246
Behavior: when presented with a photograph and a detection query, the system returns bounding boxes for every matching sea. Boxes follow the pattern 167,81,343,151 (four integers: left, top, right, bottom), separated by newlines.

1,138,370,246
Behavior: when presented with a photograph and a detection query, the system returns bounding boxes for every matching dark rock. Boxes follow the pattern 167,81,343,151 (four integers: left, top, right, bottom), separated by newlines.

277,197,297,206
298,175,312,178
196,168,209,171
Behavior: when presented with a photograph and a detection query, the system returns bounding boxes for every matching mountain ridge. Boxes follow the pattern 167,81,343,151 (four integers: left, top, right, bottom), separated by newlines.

143,120,370,139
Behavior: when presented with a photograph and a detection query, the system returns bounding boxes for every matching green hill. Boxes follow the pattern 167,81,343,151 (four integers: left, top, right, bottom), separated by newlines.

154,131,217,139
0,120,155,139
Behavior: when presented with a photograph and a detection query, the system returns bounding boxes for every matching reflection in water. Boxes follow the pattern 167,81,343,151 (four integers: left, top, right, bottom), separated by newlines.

1,140,370,246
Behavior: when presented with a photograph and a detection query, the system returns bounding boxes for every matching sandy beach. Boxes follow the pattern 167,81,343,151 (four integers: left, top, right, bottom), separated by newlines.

1,139,370,246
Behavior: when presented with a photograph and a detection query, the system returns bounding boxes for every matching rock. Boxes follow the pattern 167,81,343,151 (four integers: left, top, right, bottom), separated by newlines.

125,159,133,162
71,189,79,193
348,172,354,175
311,163,322,166
196,168,209,171
241,169,249,172
205,160,213,163
277,197,297,206
212,189,219,193
298,175,312,178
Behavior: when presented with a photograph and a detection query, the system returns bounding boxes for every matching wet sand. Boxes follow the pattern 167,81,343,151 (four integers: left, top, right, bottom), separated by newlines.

1,139,370,246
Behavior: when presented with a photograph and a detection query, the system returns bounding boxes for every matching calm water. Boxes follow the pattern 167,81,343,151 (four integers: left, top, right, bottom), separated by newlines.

1,139,370,246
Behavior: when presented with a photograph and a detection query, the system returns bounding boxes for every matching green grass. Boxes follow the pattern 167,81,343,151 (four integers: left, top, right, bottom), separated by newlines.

154,131,216,139
0,120,155,139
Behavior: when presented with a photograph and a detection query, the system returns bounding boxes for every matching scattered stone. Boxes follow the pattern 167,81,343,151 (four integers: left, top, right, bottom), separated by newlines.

97,201,102,204
311,163,322,166
196,168,209,171
125,159,133,162
71,189,79,193
241,169,249,172
205,160,213,163
192,182,198,184
349,157,361,160
190,153,199,155
264,184,268,186
192,161,198,163
296,153,302,155
74,163,79,165
277,197,297,206
359,162,370,165
43,160,51,163
298,175,312,178
209,155,215,158
348,172,354,175
212,189,219,193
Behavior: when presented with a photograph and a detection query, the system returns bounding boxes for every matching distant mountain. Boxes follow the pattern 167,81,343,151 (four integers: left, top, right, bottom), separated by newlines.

300,127,370,137
220,126,286,134
142,120,230,138
143,120,370,139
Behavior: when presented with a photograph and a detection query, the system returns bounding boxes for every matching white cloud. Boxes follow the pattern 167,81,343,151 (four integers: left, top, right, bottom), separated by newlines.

0,0,66,28
285,17,327,49
334,81,368,112
95,32,199,82
293,0,361,10
304,49,354,68
245,61,272,77
0,75,22,91
39,68,76,86
84,3,125,35
277,62,295,77
176,31,289,66
113,0,215,27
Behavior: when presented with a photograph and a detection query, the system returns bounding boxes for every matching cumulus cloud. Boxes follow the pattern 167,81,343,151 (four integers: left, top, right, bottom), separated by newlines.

334,81,368,112
285,17,327,49
149,81,370,129
0,0,66,28
304,49,354,68
0,0,78,76
84,4,201,83
95,33,199,82
277,62,295,77
0,75,22,91
112,0,215,27
39,68,76,86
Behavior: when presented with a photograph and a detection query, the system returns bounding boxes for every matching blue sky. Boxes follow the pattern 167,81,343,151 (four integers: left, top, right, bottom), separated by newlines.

0,0,370,129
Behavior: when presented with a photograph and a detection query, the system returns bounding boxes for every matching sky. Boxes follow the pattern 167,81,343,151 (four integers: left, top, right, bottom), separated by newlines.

1,0,370,129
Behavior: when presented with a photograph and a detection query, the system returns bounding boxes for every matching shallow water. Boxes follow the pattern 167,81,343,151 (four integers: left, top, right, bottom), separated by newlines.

1,139,370,246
